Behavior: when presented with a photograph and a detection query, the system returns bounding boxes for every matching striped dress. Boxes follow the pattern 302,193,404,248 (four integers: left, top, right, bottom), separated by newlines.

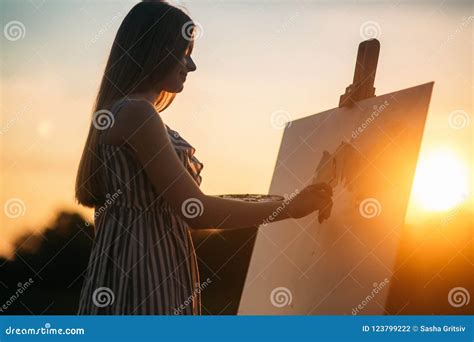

77,98,204,315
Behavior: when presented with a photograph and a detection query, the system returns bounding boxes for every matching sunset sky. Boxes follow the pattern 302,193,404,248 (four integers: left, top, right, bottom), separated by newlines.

1,0,472,257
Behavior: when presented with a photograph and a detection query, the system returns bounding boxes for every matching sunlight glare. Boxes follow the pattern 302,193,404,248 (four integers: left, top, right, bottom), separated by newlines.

411,149,469,211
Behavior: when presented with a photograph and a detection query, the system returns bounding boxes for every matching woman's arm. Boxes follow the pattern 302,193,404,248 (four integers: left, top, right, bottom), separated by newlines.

115,100,332,230
196,187,332,229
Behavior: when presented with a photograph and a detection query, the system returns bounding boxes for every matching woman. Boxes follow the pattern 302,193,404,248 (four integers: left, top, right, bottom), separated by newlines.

75,1,333,315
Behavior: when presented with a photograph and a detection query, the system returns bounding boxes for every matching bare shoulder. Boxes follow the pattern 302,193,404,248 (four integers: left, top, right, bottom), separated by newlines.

105,99,165,145
118,99,162,129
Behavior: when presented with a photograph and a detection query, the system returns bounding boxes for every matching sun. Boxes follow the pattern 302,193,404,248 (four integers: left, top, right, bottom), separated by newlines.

410,149,469,211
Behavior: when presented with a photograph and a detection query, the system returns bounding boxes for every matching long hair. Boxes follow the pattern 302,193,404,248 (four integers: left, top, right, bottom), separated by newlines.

75,1,194,208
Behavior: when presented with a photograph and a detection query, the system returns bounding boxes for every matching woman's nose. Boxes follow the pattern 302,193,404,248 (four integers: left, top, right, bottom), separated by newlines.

186,57,197,72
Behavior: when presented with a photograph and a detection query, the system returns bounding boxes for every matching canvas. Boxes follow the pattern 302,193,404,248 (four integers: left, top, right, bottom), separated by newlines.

239,82,434,315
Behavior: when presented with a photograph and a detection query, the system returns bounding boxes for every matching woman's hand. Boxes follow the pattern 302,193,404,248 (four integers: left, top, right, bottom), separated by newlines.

284,183,333,223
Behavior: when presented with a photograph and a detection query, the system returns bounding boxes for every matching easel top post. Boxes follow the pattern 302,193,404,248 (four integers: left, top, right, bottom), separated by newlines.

339,39,380,107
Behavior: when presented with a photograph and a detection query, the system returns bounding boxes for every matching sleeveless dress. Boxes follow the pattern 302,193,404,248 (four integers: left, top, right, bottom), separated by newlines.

77,98,204,315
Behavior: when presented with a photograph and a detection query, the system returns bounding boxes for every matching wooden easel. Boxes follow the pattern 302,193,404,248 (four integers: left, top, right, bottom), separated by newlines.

339,39,380,107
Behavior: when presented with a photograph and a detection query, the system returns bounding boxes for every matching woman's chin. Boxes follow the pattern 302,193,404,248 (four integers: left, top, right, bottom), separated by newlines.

170,84,185,93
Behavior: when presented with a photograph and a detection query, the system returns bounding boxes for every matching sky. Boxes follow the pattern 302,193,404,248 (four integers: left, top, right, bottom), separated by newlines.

0,0,472,257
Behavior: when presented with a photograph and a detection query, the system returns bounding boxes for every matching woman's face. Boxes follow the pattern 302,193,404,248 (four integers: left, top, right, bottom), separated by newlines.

160,43,196,93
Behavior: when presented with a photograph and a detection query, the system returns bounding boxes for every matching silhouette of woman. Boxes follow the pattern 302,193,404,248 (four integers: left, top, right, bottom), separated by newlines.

75,1,332,315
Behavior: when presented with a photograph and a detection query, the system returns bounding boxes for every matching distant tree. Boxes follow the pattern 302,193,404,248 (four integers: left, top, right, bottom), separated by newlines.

0,211,93,314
